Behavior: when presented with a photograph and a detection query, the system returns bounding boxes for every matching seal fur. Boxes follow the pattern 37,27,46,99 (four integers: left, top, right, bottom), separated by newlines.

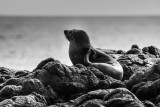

64,29,123,80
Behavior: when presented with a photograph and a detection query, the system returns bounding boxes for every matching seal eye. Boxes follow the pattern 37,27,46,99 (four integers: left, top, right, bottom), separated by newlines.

68,31,72,35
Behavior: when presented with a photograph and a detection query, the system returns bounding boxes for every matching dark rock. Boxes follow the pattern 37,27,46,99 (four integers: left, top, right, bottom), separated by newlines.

15,70,29,77
33,57,60,71
11,93,47,107
0,99,15,106
1,78,21,87
142,46,160,57
121,65,133,81
70,89,111,106
96,80,110,89
102,88,144,107
83,100,105,107
117,50,125,54
96,75,126,90
119,60,133,66
126,44,142,54
144,58,160,66
126,48,142,54
156,95,160,104
134,79,160,101
118,54,145,65
133,61,160,82
0,67,14,81
104,75,126,88
35,60,99,97
125,71,144,90
21,79,46,95
0,85,22,100
138,54,147,60
0,67,13,75
142,100,156,107
70,88,144,107
131,82,147,94
131,44,140,49
21,79,57,105
0,77,5,83
87,67,105,80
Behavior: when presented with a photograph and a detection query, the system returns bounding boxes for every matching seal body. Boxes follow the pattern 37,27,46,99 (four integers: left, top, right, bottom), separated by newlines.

64,29,123,80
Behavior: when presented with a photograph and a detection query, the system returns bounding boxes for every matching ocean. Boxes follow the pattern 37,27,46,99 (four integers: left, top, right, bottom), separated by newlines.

0,16,160,71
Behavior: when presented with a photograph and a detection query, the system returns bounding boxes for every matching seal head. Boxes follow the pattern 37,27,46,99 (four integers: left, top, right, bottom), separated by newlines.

64,29,92,65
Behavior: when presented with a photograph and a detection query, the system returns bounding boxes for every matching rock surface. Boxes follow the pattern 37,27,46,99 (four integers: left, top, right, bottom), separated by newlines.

0,45,160,106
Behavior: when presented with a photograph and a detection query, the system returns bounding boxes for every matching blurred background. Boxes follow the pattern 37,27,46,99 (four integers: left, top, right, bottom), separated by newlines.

0,0,160,71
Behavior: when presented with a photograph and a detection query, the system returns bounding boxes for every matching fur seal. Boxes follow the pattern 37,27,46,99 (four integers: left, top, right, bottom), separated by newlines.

64,29,123,80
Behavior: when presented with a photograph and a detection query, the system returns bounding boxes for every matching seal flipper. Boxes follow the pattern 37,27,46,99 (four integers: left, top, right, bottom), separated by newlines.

84,48,123,80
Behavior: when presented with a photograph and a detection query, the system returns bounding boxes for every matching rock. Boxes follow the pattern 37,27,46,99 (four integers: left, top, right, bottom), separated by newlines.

0,67,13,75
118,54,145,66
11,93,47,107
144,58,160,65
35,60,100,97
14,70,30,78
102,88,144,107
0,77,5,83
0,67,14,80
126,44,142,54
131,44,140,49
0,99,15,107
21,79,57,105
33,57,60,71
126,48,142,54
21,79,46,95
121,65,133,81
142,100,156,107
156,95,160,104
125,71,144,90
1,78,21,88
87,67,105,80
96,75,125,90
142,46,160,57
83,101,105,107
134,79,160,101
117,50,125,54
70,88,144,107
0,85,22,100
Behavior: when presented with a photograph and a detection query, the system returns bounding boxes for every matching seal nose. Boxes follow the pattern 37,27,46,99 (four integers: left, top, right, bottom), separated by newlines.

64,30,69,35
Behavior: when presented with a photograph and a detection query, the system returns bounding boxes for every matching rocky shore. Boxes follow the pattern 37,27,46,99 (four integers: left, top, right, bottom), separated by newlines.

0,45,160,107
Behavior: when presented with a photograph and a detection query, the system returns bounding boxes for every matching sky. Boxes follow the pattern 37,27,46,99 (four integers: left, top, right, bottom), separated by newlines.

0,0,160,16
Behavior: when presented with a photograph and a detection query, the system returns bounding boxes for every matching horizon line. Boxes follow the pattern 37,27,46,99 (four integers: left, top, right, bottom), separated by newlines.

1,15,160,18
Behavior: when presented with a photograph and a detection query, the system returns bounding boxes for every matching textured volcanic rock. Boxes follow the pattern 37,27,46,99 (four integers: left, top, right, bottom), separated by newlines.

0,45,160,106
0,93,47,107
51,88,144,107
126,44,142,54
142,46,160,57
34,58,125,99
